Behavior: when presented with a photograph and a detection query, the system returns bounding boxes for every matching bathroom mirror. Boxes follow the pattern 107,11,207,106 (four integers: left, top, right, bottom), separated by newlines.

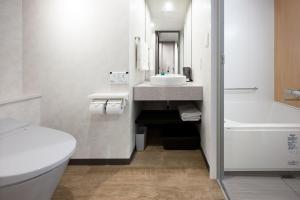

146,0,192,75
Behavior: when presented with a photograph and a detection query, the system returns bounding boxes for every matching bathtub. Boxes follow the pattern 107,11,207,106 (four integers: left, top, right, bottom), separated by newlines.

224,102,300,171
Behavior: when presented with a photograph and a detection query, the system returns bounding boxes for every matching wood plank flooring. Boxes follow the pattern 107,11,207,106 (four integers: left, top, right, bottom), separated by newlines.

52,146,225,200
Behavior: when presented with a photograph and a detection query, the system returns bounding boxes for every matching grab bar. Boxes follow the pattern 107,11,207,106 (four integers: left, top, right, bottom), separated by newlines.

284,88,300,101
224,87,258,91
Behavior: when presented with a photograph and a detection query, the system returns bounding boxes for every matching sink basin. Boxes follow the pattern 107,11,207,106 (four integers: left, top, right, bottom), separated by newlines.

150,74,187,86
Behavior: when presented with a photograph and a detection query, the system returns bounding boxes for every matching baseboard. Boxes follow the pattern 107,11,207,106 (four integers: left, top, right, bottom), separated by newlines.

69,149,136,165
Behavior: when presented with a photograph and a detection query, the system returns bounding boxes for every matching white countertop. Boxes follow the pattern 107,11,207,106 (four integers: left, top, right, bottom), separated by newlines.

133,82,203,101
134,81,202,88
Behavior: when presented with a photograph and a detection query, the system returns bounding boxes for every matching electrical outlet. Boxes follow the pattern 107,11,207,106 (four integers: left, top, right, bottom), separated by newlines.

110,72,129,84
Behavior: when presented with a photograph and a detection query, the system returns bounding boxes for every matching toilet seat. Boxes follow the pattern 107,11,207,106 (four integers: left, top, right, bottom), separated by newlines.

0,119,76,188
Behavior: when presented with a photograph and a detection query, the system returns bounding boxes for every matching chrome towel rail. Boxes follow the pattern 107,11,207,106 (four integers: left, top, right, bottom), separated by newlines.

284,88,300,101
224,87,258,91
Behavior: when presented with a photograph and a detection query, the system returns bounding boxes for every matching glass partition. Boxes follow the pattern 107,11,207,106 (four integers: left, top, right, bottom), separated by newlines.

221,0,300,199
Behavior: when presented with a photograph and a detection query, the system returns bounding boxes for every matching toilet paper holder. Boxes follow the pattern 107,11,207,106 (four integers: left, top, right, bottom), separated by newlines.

88,92,129,108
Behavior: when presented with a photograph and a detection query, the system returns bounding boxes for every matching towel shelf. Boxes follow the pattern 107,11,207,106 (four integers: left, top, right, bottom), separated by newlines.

135,110,201,150
135,110,201,125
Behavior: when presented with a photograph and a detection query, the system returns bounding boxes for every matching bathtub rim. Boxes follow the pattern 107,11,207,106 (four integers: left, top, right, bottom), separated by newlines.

225,119,300,131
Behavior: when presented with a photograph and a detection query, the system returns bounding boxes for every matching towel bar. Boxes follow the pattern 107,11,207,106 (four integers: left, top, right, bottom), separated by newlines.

224,87,258,91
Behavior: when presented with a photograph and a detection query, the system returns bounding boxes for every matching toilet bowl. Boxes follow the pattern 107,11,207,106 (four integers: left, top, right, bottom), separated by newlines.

0,119,76,200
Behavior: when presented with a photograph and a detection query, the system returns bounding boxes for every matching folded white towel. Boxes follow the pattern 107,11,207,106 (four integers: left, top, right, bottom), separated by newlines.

182,113,201,118
178,104,201,118
181,117,201,122
178,104,201,122
181,115,201,119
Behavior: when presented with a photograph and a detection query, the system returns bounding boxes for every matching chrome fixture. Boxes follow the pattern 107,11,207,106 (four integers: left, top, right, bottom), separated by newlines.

284,88,300,101
224,87,258,91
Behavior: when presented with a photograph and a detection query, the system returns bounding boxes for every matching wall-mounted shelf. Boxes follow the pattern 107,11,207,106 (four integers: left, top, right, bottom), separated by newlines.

88,93,129,101
88,92,129,114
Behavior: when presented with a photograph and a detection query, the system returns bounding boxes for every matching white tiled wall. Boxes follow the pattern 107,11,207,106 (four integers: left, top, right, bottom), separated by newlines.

0,98,41,125
224,0,275,102
191,0,214,177
23,0,147,159
0,0,23,98
0,0,41,125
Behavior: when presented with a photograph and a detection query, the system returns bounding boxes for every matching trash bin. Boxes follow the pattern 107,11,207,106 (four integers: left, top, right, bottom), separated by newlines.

136,126,147,151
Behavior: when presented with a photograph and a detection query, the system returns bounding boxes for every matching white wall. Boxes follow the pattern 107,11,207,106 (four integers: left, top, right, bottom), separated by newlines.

130,0,148,85
145,3,155,77
0,0,41,125
0,0,22,98
129,0,150,154
22,0,149,159
23,0,140,159
0,98,41,125
183,3,192,68
192,0,215,178
224,0,274,103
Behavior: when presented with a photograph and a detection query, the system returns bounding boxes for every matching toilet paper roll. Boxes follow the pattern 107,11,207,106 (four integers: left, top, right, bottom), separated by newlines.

89,101,106,114
106,100,124,115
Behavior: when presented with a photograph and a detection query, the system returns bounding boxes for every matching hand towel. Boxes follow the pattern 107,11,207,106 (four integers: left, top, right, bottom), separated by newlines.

136,41,149,71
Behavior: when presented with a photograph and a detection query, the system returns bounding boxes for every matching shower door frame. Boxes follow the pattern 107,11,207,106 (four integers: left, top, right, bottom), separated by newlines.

214,0,229,198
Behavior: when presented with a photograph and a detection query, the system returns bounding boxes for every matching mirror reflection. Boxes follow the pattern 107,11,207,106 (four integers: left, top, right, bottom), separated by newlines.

157,31,179,74
146,0,192,80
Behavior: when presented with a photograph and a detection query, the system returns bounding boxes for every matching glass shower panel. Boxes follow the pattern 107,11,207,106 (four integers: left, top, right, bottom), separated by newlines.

221,0,300,199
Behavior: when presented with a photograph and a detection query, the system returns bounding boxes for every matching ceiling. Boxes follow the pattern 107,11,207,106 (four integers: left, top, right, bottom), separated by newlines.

146,0,191,31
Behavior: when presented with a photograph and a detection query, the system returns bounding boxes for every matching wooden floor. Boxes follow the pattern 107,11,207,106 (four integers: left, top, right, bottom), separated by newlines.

52,146,225,200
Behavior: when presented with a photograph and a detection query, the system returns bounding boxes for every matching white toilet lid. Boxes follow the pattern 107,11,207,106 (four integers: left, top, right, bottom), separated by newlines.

0,120,76,187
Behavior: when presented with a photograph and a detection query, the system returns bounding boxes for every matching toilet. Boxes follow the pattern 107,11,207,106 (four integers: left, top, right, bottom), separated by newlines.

0,119,76,200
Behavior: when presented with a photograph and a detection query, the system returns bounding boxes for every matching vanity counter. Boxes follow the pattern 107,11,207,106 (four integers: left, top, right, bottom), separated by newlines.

133,82,203,101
